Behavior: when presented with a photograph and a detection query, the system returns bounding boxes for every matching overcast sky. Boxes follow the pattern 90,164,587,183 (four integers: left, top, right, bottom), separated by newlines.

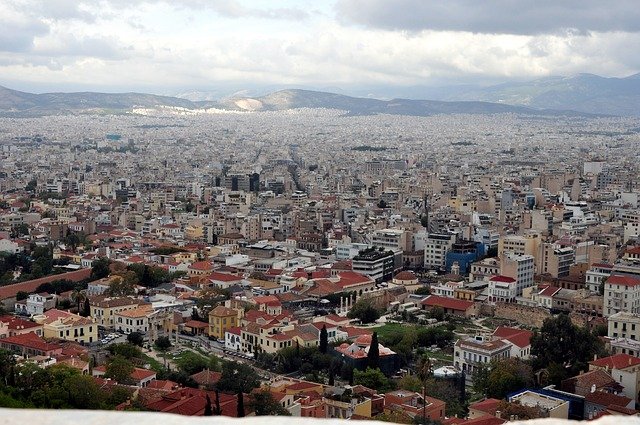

1,0,640,95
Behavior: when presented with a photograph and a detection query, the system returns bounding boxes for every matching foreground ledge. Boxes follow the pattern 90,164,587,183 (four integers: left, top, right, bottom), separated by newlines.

0,410,636,425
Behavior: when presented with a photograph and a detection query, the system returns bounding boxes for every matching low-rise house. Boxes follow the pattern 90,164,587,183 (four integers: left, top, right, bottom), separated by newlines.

34,309,97,344
508,390,569,419
208,305,239,340
114,305,154,334
14,293,57,316
90,296,148,329
589,353,640,402
93,365,157,387
454,336,511,379
0,331,63,357
224,326,242,352
491,326,533,359
383,390,446,421
421,295,475,317
0,315,44,337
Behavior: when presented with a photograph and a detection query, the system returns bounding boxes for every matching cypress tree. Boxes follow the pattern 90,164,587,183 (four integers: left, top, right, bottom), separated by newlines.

367,332,380,369
237,391,245,418
319,325,328,354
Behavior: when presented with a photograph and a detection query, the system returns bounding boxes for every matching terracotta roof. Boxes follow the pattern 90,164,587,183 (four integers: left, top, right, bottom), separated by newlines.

394,271,417,281
0,331,62,353
190,369,222,387
539,285,562,297
208,272,242,282
469,398,501,415
421,295,474,311
584,391,632,408
0,315,42,331
183,320,208,329
607,275,640,287
492,327,533,348
189,261,213,271
489,275,516,283
210,305,237,317
337,271,373,288
590,353,640,370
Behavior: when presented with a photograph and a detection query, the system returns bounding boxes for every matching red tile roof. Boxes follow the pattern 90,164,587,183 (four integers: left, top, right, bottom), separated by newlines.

469,398,502,415
0,331,62,354
337,271,373,288
607,275,640,287
461,415,506,425
0,315,42,331
190,261,213,271
584,391,632,408
590,353,640,370
492,327,533,348
421,295,474,312
208,272,242,282
489,275,516,283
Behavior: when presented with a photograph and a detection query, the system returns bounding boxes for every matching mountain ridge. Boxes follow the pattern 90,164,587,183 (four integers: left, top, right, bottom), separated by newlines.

0,84,601,118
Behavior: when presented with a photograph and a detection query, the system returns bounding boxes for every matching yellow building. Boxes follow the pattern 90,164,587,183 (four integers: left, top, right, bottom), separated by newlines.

208,305,239,340
34,309,98,344
185,225,204,241
90,296,147,329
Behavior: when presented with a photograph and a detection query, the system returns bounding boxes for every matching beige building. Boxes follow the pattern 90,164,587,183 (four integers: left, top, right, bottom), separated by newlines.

498,232,542,260
34,309,98,344
90,296,147,329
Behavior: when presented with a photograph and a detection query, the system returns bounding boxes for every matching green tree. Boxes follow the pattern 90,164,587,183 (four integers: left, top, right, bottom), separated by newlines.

108,342,142,359
249,389,291,416
347,299,381,324
217,361,260,394
353,367,395,393
204,394,213,416
90,258,111,280
105,356,134,385
472,358,533,399
530,314,604,383
368,332,380,369
127,332,145,347
80,298,91,317
237,391,245,417
16,291,29,301
154,336,172,369
414,286,431,296
105,275,136,297
319,325,328,354
64,374,104,409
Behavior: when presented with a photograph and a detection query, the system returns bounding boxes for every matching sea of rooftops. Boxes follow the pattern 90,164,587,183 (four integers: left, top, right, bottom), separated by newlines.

0,109,639,421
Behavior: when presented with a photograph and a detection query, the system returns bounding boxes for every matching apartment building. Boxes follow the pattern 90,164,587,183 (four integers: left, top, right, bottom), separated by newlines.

423,233,457,270
500,253,535,296
604,274,640,316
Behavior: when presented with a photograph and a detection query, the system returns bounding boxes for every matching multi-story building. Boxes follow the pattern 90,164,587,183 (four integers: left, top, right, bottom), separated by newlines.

487,275,517,303
498,232,542,259
371,229,409,251
539,243,575,277
352,248,401,283
114,305,153,335
586,263,613,293
501,253,535,296
34,309,98,344
454,335,511,380
423,233,457,270
208,305,239,340
604,274,640,316
608,312,640,340
14,293,56,316
90,296,148,329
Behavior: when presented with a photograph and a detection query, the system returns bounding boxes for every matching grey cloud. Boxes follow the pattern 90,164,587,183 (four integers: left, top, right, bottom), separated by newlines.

335,0,640,35
0,16,49,53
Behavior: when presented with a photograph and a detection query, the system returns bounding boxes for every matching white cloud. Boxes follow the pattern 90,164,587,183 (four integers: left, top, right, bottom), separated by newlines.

0,0,638,92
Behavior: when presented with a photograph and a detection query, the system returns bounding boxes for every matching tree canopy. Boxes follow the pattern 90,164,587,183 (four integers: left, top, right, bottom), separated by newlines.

347,299,381,324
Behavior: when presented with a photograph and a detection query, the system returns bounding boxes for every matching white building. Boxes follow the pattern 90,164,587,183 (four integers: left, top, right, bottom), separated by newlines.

0,238,23,254
604,274,640,316
423,233,456,270
501,254,535,296
487,275,517,303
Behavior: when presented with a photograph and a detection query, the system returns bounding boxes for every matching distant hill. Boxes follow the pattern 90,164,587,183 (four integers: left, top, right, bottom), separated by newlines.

443,73,640,116
0,85,592,117
0,86,194,116
213,89,589,117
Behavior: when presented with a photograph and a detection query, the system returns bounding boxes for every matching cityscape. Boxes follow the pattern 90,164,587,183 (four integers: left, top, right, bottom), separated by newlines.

1,1,640,425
